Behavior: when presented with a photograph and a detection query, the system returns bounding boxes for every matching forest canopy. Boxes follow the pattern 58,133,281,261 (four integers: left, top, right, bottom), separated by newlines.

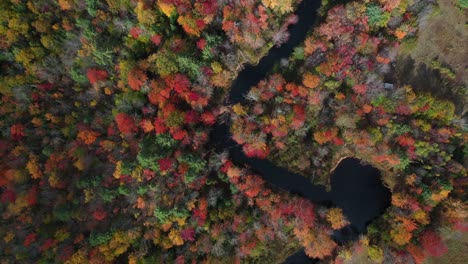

0,0,466,263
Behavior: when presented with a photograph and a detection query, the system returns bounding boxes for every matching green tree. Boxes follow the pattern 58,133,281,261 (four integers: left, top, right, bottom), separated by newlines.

366,5,390,28
177,153,207,184
137,134,177,171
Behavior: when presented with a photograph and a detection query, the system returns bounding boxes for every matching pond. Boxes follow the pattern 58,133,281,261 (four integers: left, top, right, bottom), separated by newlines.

275,158,390,264
210,127,391,262
330,158,391,235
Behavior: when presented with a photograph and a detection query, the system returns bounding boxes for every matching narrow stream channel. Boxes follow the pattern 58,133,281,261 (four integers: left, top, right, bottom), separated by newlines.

209,0,392,262
227,0,322,104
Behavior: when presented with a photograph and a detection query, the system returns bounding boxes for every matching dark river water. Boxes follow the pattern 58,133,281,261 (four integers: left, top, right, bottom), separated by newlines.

210,0,392,262
228,0,321,105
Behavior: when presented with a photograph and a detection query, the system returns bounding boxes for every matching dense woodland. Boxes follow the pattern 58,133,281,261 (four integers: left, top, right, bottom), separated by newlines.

0,0,466,263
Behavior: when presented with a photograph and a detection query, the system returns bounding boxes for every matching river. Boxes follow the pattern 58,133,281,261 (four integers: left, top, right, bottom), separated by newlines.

210,0,392,262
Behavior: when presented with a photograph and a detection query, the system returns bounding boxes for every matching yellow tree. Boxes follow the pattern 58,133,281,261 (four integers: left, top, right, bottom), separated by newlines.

294,226,337,259
303,72,320,89
304,229,337,259
262,0,294,14
326,208,349,230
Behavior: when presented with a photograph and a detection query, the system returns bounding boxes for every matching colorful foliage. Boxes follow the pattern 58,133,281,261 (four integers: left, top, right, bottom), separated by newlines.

115,113,137,135
0,0,464,263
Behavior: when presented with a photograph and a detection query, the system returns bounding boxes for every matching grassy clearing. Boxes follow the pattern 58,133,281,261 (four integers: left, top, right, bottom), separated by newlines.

404,0,467,85
395,0,467,116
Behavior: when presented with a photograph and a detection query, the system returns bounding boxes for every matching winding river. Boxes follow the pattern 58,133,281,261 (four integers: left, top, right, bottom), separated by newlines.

210,0,392,262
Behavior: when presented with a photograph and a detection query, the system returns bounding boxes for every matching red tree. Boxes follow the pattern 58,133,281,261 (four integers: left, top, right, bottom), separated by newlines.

39,239,56,252
129,27,144,38
128,68,148,91
241,175,264,198
352,84,367,95
420,231,448,257
115,113,138,135
407,244,426,264
151,34,162,45
1,189,16,203
86,68,108,85
291,105,306,129
164,73,191,95
10,124,25,140
154,118,168,134
25,186,38,206
181,228,195,242
243,141,269,159
201,111,216,125
92,208,107,221
23,233,36,247
158,158,173,171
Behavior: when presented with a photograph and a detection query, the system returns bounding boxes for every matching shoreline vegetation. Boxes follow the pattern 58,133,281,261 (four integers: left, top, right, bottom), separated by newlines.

0,0,466,263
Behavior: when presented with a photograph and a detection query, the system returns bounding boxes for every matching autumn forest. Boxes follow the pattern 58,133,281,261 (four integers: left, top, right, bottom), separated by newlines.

0,0,466,263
